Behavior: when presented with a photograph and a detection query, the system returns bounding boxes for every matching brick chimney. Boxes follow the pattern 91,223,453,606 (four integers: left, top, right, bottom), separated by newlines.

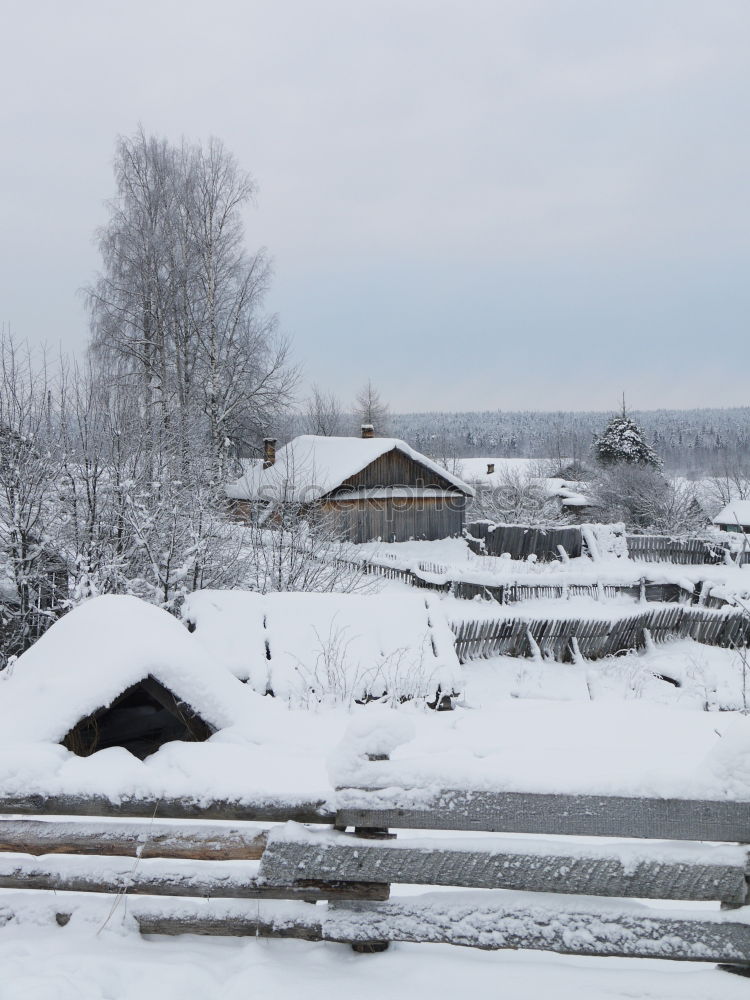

487,462,495,475
361,424,374,439
263,438,277,469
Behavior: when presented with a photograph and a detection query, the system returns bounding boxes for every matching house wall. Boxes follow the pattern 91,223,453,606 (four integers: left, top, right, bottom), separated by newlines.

321,496,466,543
337,448,458,492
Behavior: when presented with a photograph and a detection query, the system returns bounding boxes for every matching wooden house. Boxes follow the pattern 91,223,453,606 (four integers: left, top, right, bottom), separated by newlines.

713,501,750,534
226,426,474,543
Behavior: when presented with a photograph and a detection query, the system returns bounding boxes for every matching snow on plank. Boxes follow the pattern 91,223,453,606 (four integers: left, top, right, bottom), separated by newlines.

326,891,750,964
0,819,268,861
0,793,335,825
259,825,749,904
0,853,388,901
336,789,750,842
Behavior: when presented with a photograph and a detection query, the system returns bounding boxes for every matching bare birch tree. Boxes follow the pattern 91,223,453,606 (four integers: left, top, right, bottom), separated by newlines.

86,128,296,477
305,384,344,436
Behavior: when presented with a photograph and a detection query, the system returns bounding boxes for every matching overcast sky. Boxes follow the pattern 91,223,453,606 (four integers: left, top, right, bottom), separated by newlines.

1,0,748,413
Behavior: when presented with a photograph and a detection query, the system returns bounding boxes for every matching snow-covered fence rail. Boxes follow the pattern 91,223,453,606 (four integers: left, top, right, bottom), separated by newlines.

0,795,387,939
451,604,750,663
5,781,750,968
256,759,750,968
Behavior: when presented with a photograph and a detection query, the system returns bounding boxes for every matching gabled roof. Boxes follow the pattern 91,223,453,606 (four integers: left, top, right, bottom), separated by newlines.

714,500,750,527
225,435,474,503
0,595,253,745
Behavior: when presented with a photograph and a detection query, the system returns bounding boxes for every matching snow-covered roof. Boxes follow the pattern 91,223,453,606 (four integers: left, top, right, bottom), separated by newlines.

0,595,253,744
226,436,474,503
713,501,750,527
183,589,461,705
459,457,545,487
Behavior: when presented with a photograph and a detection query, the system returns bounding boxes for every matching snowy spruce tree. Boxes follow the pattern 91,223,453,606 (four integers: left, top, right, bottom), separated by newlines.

594,404,661,468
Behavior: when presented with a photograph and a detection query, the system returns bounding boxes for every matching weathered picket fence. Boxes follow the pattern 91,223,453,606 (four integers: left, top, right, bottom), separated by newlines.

625,533,729,565
342,555,692,606
451,604,750,664
4,769,750,972
452,578,686,605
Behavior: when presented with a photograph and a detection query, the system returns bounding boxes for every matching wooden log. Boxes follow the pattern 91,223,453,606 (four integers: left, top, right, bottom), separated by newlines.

0,854,389,901
136,910,324,940
325,893,750,964
336,789,750,842
0,819,268,861
0,794,335,825
259,835,748,904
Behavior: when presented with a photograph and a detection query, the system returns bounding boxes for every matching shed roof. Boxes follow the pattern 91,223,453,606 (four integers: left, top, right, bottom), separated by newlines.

0,595,253,744
713,500,750,527
225,435,474,503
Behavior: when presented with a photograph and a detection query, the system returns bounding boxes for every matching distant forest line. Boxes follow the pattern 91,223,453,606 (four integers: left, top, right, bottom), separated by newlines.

386,408,750,474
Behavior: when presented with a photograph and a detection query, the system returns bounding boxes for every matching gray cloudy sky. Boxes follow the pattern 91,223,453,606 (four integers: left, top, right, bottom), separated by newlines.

1,0,748,412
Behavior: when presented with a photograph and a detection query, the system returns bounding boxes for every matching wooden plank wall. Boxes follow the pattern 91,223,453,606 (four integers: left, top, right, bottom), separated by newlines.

467,522,582,560
323,497,465,544
337,448,460,492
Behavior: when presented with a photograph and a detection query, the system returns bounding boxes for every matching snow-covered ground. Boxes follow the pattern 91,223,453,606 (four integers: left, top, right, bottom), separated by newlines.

3,593,750,996
3,920,747,1000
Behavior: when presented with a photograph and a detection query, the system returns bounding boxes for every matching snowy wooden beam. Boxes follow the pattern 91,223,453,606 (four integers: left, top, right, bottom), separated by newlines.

0,819,268,861
0,793,335,825
259,828,749,905
136,909,325,940
0,854,389,901
335,789,750,842
325,892,750,964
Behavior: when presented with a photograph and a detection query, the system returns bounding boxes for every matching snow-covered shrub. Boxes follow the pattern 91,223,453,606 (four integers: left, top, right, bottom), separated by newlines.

469,467,564,524
587,466,706,534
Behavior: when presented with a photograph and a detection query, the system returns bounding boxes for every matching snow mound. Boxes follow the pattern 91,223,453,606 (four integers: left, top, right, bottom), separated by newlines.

327,706,416,788
184,590,462,706
0,595,254,744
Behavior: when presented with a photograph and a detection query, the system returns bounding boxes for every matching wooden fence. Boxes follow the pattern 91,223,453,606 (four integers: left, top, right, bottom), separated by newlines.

625,534,730,565
4,770,750,971
466,522,583,560
466,522,749,567
451,604,750,664
344,556,692,606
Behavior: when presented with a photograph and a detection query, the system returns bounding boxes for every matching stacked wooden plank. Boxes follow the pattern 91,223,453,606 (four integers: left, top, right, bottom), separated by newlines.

4,782,750,970
257,777,750,967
